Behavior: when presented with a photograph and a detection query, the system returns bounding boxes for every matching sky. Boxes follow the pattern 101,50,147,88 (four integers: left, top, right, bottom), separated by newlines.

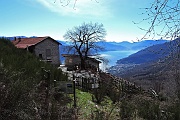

0,0,154,42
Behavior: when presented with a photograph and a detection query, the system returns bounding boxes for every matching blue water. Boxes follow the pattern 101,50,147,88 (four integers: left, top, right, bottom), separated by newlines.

100,50,138,67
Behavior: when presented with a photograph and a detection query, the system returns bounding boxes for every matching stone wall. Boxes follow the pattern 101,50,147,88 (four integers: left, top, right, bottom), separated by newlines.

34,38,60,65
64,56,99,70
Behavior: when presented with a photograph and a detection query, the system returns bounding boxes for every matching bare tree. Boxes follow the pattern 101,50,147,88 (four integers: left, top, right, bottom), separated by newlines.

63,22,106,70
54,0,99,9
136,0,180,40
136,0,180,100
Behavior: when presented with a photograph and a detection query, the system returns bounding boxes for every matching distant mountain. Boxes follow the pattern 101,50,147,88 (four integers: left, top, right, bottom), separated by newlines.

95,40,168,51
95,41,129,51
116,41,170,64
115,40,167,50
58,40,167,55
108,38,180,77
3,36,167,51
127,40,167,50
108,38,180,97
5,36,28,40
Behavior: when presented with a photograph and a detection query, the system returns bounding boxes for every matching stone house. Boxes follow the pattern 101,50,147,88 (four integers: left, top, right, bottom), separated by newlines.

12,36,61,66
62,54,101,71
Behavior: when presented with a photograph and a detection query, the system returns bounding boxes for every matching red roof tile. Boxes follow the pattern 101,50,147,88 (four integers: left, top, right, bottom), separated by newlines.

11,36,60,49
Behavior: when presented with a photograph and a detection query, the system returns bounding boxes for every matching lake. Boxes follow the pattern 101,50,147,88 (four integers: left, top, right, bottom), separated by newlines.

99,50,139,69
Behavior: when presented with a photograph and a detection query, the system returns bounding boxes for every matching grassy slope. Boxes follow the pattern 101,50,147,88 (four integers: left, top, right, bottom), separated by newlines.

74,89,119,120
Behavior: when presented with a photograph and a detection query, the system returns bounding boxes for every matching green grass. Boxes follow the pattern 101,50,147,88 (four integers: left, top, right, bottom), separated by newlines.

68,89,120,120
76,89,97,119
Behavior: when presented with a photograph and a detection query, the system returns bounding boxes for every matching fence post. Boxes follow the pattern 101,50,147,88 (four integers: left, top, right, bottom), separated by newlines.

41,68,51,120
54,80,57,91
72,74,76,107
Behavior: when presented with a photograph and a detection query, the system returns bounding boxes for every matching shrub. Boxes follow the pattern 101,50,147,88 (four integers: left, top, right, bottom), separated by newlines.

120,100,136,119
0,38,69,120
137,99,161,120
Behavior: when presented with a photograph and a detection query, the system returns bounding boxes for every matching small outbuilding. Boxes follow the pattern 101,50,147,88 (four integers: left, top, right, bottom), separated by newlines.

62,54,101,71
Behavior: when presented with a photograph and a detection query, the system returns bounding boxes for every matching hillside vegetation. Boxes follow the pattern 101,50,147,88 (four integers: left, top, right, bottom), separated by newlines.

116,41,171,65
109,38,180,98
1,38,180,119
109,38,180,119
0,38,70,119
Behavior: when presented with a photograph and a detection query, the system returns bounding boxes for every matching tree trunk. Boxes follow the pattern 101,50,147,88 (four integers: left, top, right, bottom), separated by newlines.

80,57,86,70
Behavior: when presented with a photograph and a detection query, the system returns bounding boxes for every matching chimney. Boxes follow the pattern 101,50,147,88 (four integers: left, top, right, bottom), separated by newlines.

18,37,21,42
14,37,16,41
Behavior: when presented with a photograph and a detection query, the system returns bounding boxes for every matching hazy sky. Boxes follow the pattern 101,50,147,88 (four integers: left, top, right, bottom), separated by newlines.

0,0,153,42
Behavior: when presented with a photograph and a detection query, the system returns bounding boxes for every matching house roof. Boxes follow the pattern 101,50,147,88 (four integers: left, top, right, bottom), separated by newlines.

12,36,61,49
62,54,101,63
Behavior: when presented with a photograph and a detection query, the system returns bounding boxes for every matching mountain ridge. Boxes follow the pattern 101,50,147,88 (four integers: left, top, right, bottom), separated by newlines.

2,36,168,51
109,38,179,75
108,38,180,96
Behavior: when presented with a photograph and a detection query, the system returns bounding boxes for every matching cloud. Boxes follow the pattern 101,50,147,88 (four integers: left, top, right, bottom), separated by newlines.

35,0,112,17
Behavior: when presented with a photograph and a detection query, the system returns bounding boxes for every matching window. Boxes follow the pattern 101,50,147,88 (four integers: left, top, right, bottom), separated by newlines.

46,49,51,57
69,58,72,63
39,54,43,59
